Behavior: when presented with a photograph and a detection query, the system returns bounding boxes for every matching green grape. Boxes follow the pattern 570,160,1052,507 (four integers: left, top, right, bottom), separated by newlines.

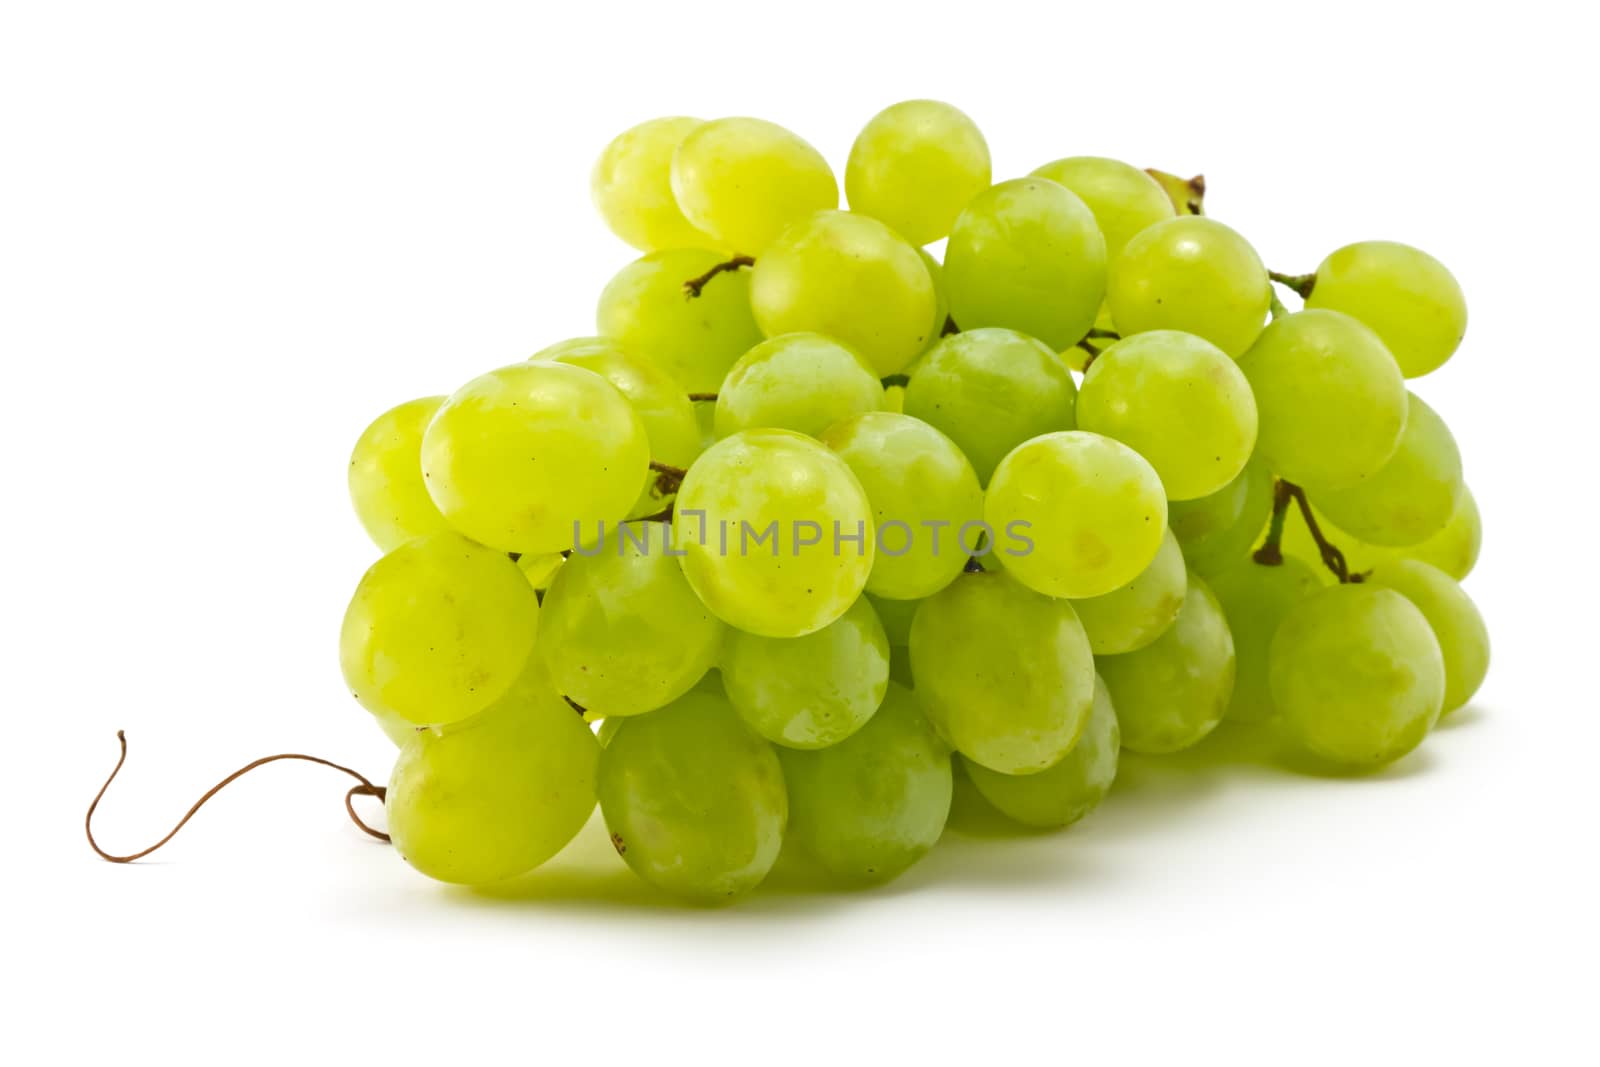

919,248,948,353
868,593,920,648
421,361,648,555
721,595,889,748
1168,459,1273,579
909,571,1095,774
1030,156,1176,262
386,665,599,885
598,688,787,902
1070,529,1187,655
590,116,713,252
536,521,723,718
1365,559,1489,715
902,328,1078,483
532,336,702,518
1315,391,1462,547
340,531,539,726
713,332,884,439
517,552,565,592
1270,584,1445,769
779,681,952,882
749,210,938,376
820,412,985,600
1404,484,1481,580
1097,571,1236,754
1237,309,1408,491
1076,330,1258,500
669,117,838,253
347,396,451,551
1207,557,1322,724
963,675,1119,829
844,99,991,246
674,429,874,638
984,431,1167,599
1305,240,1467,378
596,248,764,394
1107,216,1270,358
943,178,1107,350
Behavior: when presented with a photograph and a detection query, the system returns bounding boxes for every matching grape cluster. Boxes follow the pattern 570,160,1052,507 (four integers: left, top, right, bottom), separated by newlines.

341,102,1489,901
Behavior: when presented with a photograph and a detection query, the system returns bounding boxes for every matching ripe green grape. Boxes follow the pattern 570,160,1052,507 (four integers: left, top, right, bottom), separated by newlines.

1316,391,1463,546
596,248,764,394
1365,559,1489,715
984,431,1168,599
1107,216,1270,358
1305,240,1467,378
909,571,1095,774
532,336,702,517
919,248,949,353
386,665,599,885
536,521,724,718
1207,557,1322,724
669,117,837,253
1168,459,1273,579
1029,156,1176,261
340,531,539,726
347,396,451,551
902,328,1078,484
598,687,787,902
1097,571,1236,754
722,595,889,749
963,676,1119,830
1404,484,1481,580
749,210,938,376
1237,309,1407,490
844,99,991,246
590,116,713,252
868,593,919,648
421,361,648,555
674,429,874,638
713,332,884,439
1076,330,1258,500
820,412,985,600
1070,529,1187,655
1271,584,1445,769
943,178,1107,350
779,681,952,883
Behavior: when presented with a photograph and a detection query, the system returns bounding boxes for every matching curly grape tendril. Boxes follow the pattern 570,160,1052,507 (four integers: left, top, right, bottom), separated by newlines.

85,731,390,863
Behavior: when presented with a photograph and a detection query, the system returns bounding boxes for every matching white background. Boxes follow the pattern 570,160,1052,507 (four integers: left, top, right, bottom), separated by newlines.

4,1,1596,1062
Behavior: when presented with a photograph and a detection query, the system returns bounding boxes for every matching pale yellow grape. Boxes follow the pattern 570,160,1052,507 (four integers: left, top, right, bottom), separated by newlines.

909,571,1095,774
1405,484,1481,580
721,596,889,749
844,99,991,246
944,178,1107,350
963,676,1119,830
1237,309,1408,491
1107,216,1270,358
674,429,874,638
340,531,539,726
596,248,763,394
985,431,1168,599
1030,156,1176,261
750,210,938,376
590,116,712,252
820,412,985,600
1365,559,1489,714
1207,556,1322,724
421,362,648,555
537,521,723,718
347,396,450,551
714,332,883,439
1316,391,1462,546
1098,571,1236,754
1270,584,1445,769
670,117,837,253
1168,459,1274,579
1076,330,1258,500
386,665,598,885
1306,240,1467,378
1070,529,1187,655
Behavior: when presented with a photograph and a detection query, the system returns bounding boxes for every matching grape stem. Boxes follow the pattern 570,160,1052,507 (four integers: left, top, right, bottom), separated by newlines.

880,373,910,389
1253,478,1359,583
1268,288,1291,321
1146,169,1206,215
941,314,960,337
682,255,755,297
1077,338,1103,372
686,392,718,403
1252,479,1295,565
1084,328,1120,341
638,502,675,523
562,695,588,717
649,459,689,495
85,731,390,863
1269,270,1316,299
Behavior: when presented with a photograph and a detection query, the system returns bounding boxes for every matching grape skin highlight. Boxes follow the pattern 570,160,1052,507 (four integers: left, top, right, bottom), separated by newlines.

845,99,991,246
